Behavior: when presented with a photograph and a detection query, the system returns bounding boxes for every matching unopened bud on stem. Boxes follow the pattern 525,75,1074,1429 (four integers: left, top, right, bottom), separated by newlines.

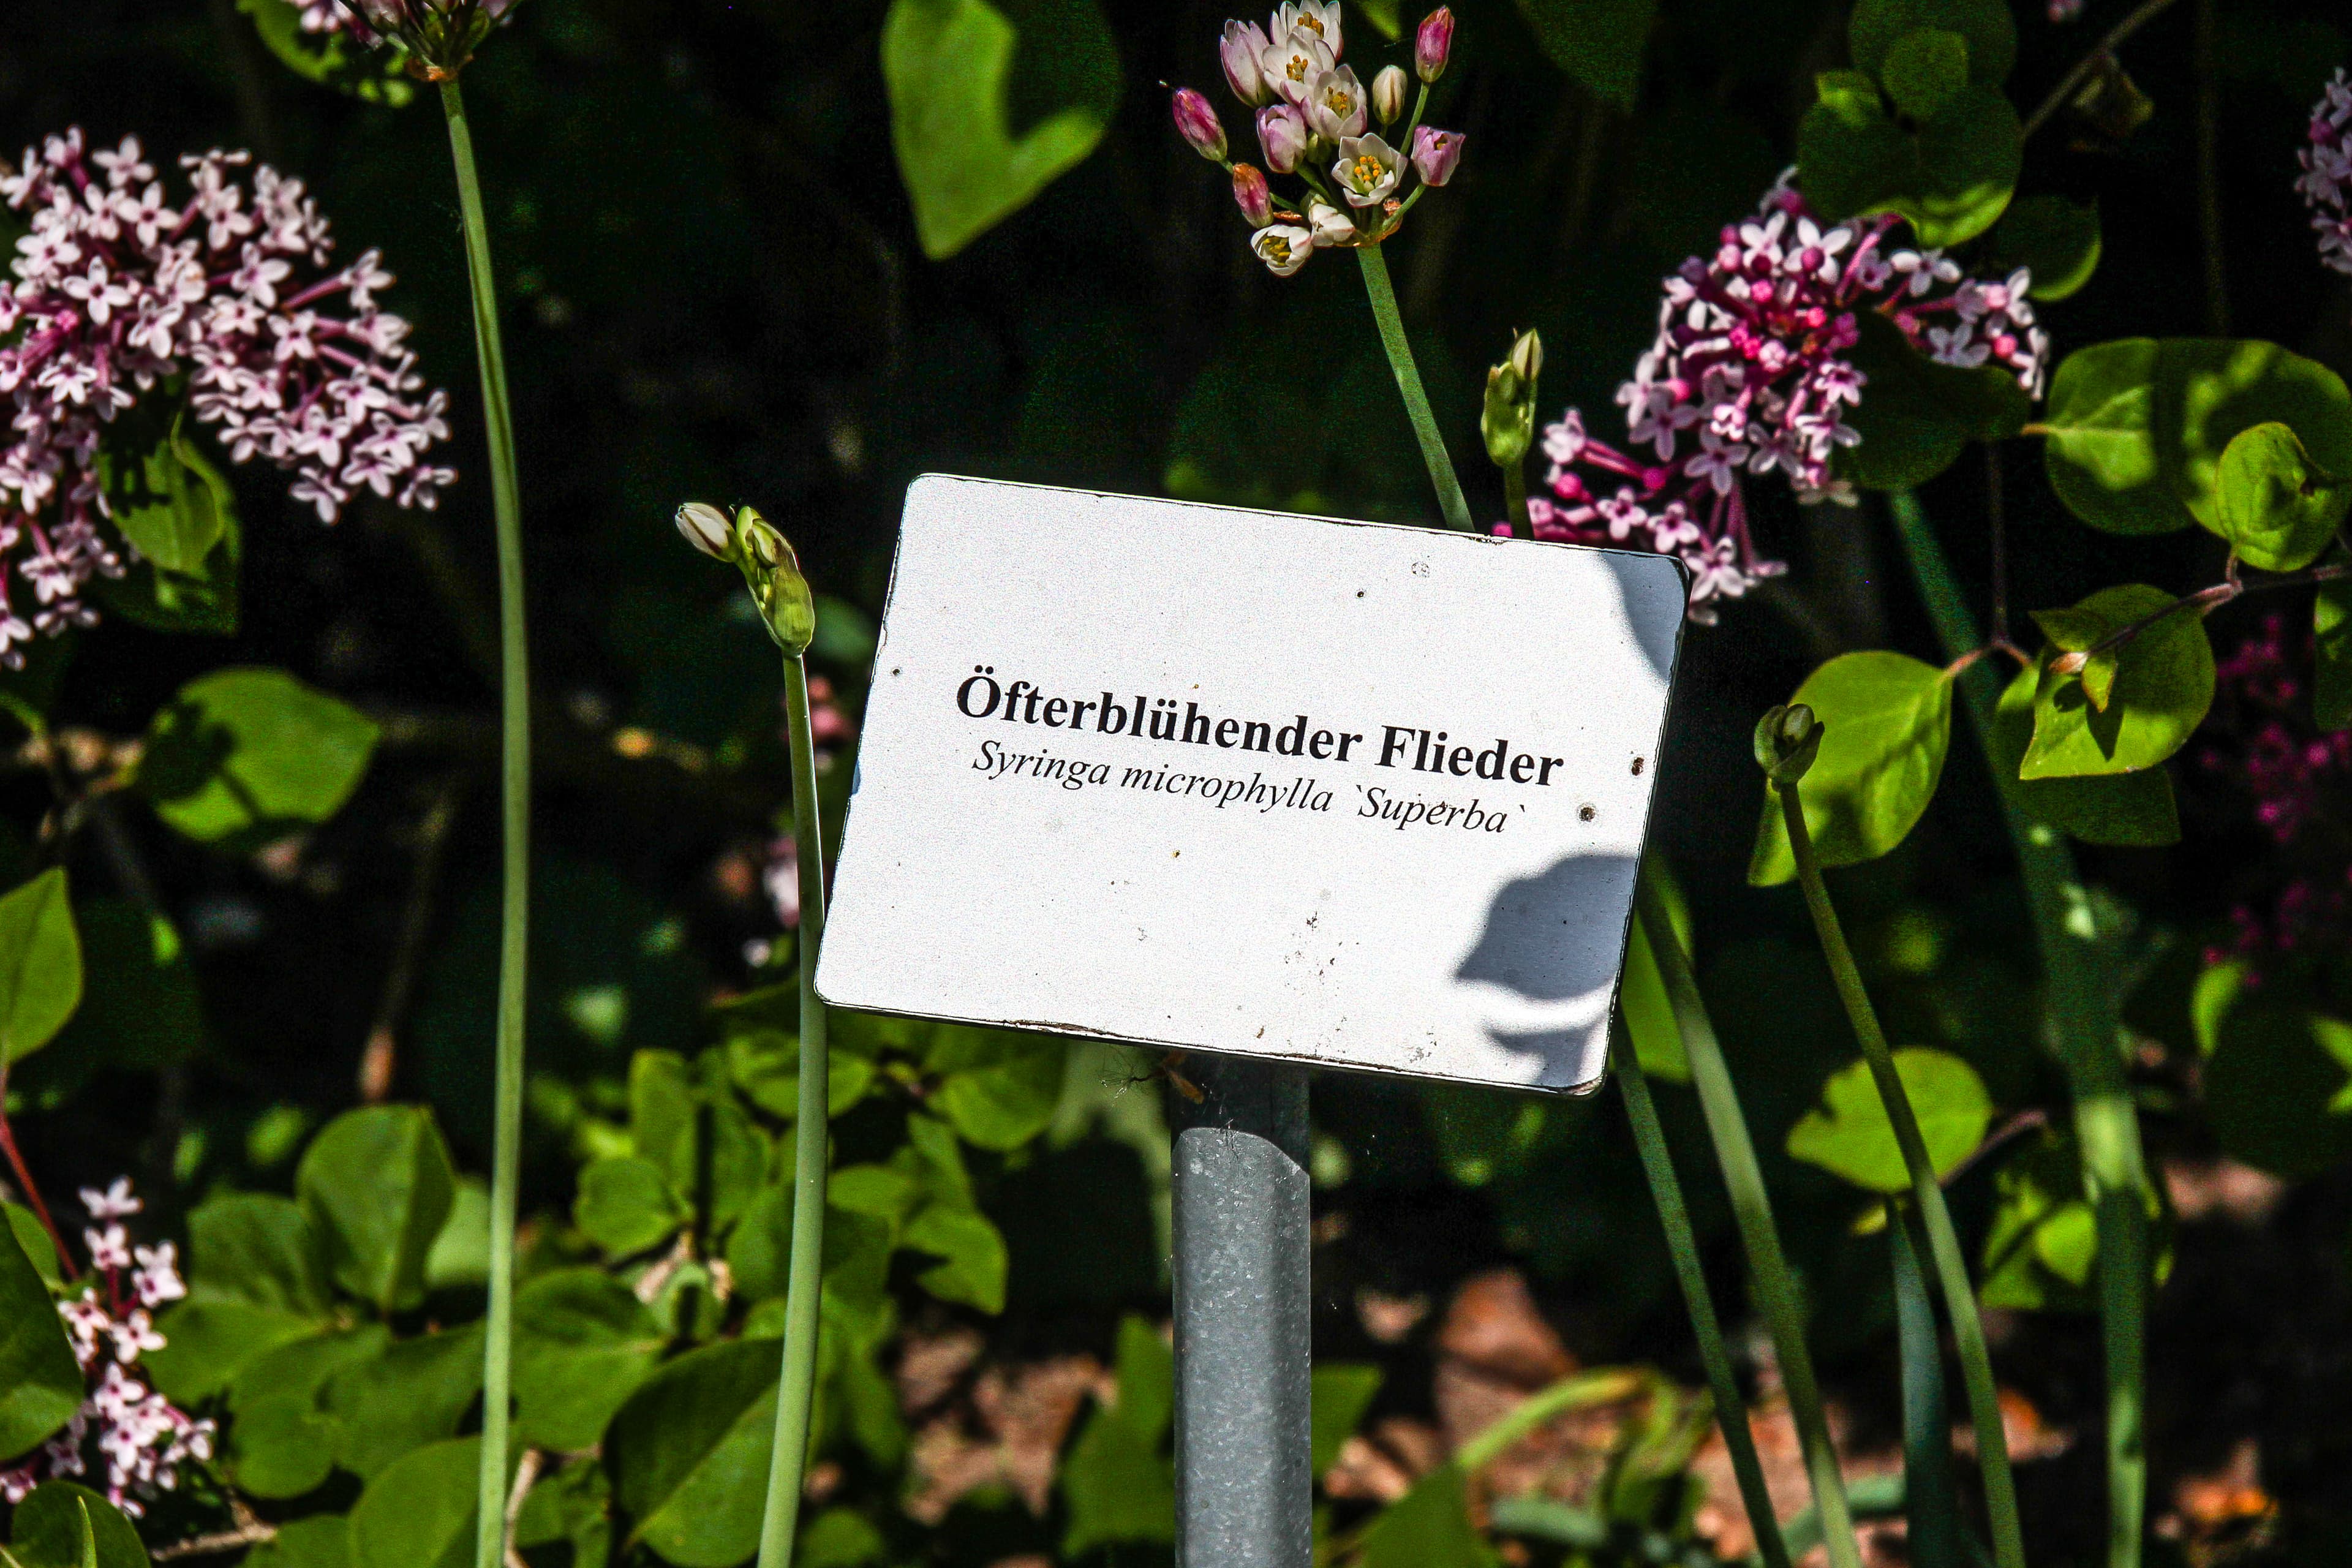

1172,88,1228,160
674,500,735,561
1232,164,1275,227
1508,326,1542,384
1754,703,1823,785
1415,7,1455,83
1482,328,1543,466
733,505,816,655
1372,66,1409,126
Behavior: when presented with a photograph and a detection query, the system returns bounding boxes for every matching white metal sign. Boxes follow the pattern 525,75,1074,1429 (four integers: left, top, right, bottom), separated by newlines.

816,477,1687,1092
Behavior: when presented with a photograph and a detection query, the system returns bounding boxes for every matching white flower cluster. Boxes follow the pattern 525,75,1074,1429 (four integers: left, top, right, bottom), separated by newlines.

0,129,453,666
0,1180,212,1518
2297,70,2352,276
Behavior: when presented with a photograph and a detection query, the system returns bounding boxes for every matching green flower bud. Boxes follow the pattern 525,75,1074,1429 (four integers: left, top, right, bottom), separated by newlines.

1481,329,1542,468
1753,703,1823,785
733,505,817,655
674,500,736,561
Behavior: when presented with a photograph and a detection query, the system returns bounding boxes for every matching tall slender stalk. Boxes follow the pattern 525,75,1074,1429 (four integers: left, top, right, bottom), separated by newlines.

440,79,530,1568
1610,1022,1792,1568
1356,245,1474,533
1774,783,2025,1568
1891,1206,1964,1568
753,655,833,1568
1888,490,2147,1568
1635,870,1863,1568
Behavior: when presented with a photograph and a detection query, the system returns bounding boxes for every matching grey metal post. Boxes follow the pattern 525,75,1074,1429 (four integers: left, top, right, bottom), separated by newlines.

1170,1055,1313,1568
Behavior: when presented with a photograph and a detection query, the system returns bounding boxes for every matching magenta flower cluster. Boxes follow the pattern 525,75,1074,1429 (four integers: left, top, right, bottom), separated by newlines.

1172,2,1466,276
2296,69,2352,277
0,129,453,666
2198,614,2352,978
0,1180,212,1518
1504,179,2047,622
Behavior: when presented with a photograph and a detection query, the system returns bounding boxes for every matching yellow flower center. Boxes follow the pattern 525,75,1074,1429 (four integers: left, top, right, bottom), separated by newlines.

1264,236,1295,264
1326,89,1354,115
1285,56,1310,81
1350,154,1384,185
1297,13,1325,34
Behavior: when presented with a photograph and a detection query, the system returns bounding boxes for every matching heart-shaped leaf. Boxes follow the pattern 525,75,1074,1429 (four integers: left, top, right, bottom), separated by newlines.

138,668,380,847
881,0,1121,260
296,1106,458,1315
1849,0,2016,85
2213,421,2351,572
1988,665,2178,845
1799,78,2019,246
0,869,80,1065
607,1337,784,1568
1785,1048,1993,1193
1986,194,2101,301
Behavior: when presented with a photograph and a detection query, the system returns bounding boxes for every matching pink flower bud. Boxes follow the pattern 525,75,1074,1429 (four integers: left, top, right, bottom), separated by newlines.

1415,7,1455,83
1172,88,1228,160
1410,125,1463,186
1232,163,1275,227
1220,20,1274,105
1256,104,1309,173
1372,64,1409,124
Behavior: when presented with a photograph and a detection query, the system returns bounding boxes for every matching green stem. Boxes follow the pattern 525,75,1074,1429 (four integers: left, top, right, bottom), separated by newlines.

1355,245,1474,533
755,654,833,1568
1610,1022,1792,1568
1892,1206,1964,1568
1887,491,2147,1568
1776,785,2024,1568
442,79,530,1568
1502,456,1529,534
1635,870,1862,1568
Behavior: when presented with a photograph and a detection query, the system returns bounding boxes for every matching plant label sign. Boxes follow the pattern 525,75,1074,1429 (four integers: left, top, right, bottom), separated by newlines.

817,477,1688,1092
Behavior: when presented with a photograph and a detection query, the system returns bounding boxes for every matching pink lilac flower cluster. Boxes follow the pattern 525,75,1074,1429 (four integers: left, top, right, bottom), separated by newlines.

0,1180,213,1517
1171,3,1466,276
2197,614,2352,978
2296,70,2352,277
1501,178,2048,623
0,129,453,666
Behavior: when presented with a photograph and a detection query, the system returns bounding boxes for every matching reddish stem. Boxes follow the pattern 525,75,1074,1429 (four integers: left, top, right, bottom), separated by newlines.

0,1079,78,1281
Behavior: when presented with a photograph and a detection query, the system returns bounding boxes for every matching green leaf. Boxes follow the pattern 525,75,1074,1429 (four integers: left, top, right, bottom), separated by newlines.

880,0,1120,260
1785,1048,1993,1193
349,1439,480,1568
1618,916,1689,1082
4,1206,57,1287
576,1156,686,1257
2041,338,2352,537
0,1221,81,1463
48,900,203,1080
725,1033,875,1120
1798,80,2019,246
1359,1464,1496,1568
422,1178,489,1291
925,1025,1066,1148
1849,0,2016,84
138,668,380,846
2022,584,2214,779
241,1516,352,1568
2214,421,2351,572
1311,1364,1384,1476
186,1193,333,1316
1512,0,1658,108
92,416,241,636
102,418,228,574
1838,309,2030,491
799,1509,886,1568
225,1393,342,1499
1979,1133,2094,1311
2318,559,2352,731
2204,1008,2352,1178
1060,1317,1175,1555
326,1324,485,1480
144,1302,322,1406
607,1337,783,1568
11,1486,147,1568
902,1202,1008,1312
1988,665,2178,845
1880,29,1969,120
1749,652,1954,886
1986,194,2101,301
296,1105,458,1314
0,869,80,1064
513,1268,668,1453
